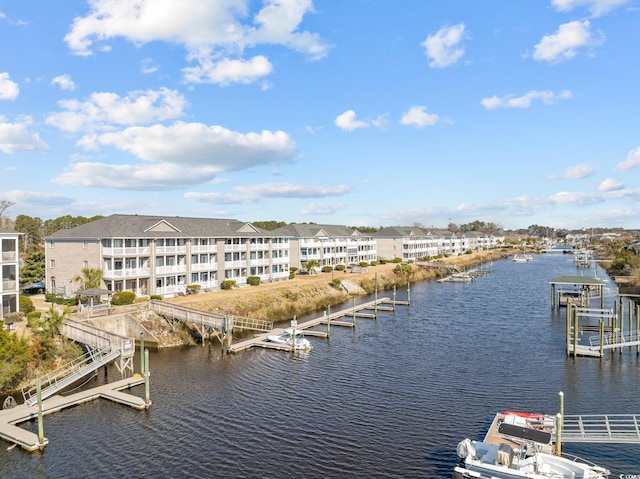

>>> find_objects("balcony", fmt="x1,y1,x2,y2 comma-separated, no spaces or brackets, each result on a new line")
103,267,151,279
155,265,187,275
1,252,17,262
191,245,218,253
2,279,17,292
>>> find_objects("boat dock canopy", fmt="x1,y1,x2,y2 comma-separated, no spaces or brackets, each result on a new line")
549,276,607,286
498,422,552,445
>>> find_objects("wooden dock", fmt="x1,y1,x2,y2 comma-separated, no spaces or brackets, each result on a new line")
0,376,147,452
228,297,407,354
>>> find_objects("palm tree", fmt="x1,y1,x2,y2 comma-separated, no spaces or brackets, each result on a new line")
73,268,103,289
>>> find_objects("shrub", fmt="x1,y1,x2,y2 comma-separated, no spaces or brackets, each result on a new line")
335,264,346,271
247,276,261,286
19,295,35,314
150,295,163,300
111,291,136,306
370,260,377,266
26,311,42,328
290,267,298,274
322,266,333,273
187,284,201,294
221,280,236,290
379,259,389,264
359,261,369,268
289,272,295,279
331,278,342,288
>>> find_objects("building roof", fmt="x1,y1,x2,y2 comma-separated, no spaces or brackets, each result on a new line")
271,223,361,239
549,275,608,286
44,214,273,239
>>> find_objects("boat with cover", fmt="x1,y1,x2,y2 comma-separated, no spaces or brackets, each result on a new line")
266,328,312,350
453,413,610,479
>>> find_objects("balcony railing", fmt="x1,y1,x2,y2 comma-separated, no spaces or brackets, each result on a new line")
1,252,17,262
103,267,150,279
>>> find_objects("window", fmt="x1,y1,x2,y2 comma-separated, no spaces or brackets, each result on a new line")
83,261,89,269
50,259,55,268
83,240,88,249
49,240,55,248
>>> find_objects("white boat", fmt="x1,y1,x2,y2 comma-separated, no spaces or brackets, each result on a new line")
266,328,312,350
453,413,610,479
511,254,532,263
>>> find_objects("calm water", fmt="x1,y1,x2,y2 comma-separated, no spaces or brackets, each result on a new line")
2,254,640,478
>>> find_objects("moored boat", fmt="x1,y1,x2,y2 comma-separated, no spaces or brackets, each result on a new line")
266,328,312,350
453,412,610,478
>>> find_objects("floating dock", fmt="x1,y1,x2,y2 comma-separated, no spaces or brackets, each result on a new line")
228,297,408,354
0,376,147,452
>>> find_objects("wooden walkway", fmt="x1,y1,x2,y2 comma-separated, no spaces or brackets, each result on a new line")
228,297,408,353
0,377,147,452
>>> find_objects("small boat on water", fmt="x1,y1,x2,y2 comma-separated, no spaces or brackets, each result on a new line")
266,328,312,350
453,412,610,479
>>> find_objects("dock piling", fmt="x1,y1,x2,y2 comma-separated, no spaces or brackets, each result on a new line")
144,349,151,407
37,377,45,449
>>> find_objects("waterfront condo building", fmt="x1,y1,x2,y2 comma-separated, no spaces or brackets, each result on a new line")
373,226,503,262
271,223,377,271
0,228,20,319
44,215,291,298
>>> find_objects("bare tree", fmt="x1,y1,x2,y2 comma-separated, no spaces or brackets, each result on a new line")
0,200,15,228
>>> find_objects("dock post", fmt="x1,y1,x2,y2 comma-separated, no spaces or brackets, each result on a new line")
291,316,297,354
140,332,144,375
572,305,578,358
599,320,604,357
556,392,564,457
407,281,410,305
637,304,640,354
620,301,625,354
144,349,151,407
352,298,356,326
551,283,556,310
37,376,46,449
393,286,396,307
565,303,571,356
325,309,330,335
374,273,378,318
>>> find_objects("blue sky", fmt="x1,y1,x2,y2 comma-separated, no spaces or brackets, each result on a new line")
1,0,639,231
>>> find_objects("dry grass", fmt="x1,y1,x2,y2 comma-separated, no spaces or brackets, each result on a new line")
166,250,507,322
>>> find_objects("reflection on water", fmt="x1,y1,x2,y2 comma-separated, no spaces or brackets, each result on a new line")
2,254,640,478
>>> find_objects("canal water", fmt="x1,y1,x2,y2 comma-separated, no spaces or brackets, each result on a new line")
1,253,639,478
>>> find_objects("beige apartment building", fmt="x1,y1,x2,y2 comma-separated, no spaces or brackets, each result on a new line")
373,226,503,262
271,223,377,271
0,228,20,319
44,214,291,298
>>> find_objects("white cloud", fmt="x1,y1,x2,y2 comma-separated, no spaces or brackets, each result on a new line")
400,106,441,127
51,74,75,91
141,58,159,74
183,55,273,85
1,189,73,208
335,110,369,131
45,87,187,132
549,163,595,179
421,23,466,68
64,0,328,85
185,183,352,205
54,162,220,190
54,122,296,190
599,178,624,192
533,20,602,63
616,147,640,171
300,202,346,215
551,0,630,17
0,72,19,100
481,90,572,109
0,117,49,153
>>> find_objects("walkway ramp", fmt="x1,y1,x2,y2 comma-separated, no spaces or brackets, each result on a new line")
150,300,273,332
22,347,121,406
563,414,640,443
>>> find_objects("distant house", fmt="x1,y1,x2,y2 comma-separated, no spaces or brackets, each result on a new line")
44,214,291,298
271,223,377,271
0,228,21,319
